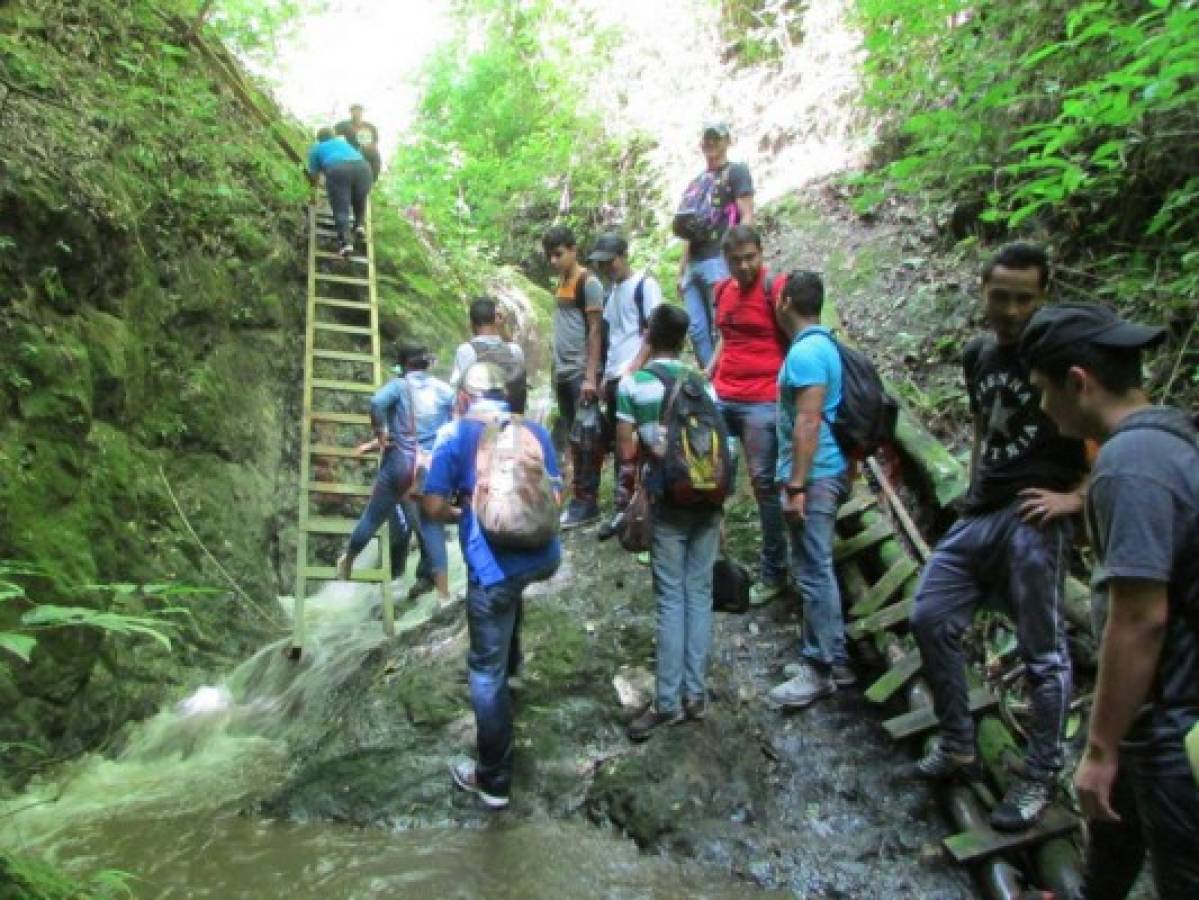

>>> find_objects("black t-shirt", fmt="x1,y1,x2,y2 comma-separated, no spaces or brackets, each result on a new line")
335,119,380,155
689,161,754,262
961,335,1087,512
1086,407,1199,774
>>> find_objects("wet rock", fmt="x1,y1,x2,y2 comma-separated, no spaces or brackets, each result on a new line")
612,666,654,710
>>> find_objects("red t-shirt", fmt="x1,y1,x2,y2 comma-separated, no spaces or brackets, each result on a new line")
712,271,787,403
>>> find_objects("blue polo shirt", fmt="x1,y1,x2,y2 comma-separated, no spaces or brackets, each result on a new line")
776,326,847,484
306,137,364,175
423,402,562,587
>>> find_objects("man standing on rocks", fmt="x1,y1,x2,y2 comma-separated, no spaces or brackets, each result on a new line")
707,224,790,606
617,305,724,741
766,271,854,709
335,103,382,181
543,225,606,530
422,363,562,810
1020,303,1198,899
306,126,373,257
451,296,527,414
673,121,754,368
910,244,1088,832
587,232,661,540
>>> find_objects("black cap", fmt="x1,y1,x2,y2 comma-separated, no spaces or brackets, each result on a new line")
1020,302,1167,365
702,121,731,140
396,341,431,367
587,232,628,263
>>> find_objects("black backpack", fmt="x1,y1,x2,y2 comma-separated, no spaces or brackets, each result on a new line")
470,338,527,413
796,330,898,459
644,364,731,509
578,272,650,379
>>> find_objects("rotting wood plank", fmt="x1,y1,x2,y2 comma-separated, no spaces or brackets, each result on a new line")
303,517,359,535
310,411,370,425
848,598,914,640
883,687,997,741
302,565,388,581
850,556,919,618
314,297,371,311
943,807,1078,864
312,378,377,394
834,519,894,561
313,349,375,363
836,493,878,522
315,273,372,286
314,322,373,336
864,650,923,704
307,481,372,496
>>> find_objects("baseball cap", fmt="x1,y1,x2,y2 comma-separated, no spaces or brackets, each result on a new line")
395,341,431,368
587,232,628,262
1020,302,1166,365
458,362,509,399
702,121,731,140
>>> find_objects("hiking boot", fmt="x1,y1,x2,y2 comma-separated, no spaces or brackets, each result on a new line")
636,551,650,566
683,696,706,721
596,511,625,542
627,705,683,742
339,242,354,258
407,576,434,601
831,664,857,687
914,741,977,780
560,499,600,531
990,775,1054,831
767,662,835,709
749,579,786,606
449,761,509,810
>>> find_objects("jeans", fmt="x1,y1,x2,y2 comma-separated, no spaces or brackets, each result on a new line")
651,507,722,711
556,374,603,504
324,159,373,245
786,473,850,668
466,562,559,794
682,255,729,368
601,377,632,508
398,498,448,580
719,400,788,584
1082,757,1199,899
348,448,413,557
911,502,1073,779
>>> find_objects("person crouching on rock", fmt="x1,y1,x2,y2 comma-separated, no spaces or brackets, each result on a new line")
422,363,562,809
305,126,373,257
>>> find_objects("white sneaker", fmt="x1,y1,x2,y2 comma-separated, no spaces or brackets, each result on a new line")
767,662,835,709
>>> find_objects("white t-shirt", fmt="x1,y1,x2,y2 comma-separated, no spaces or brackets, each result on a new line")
452,335,525,384
603,272,662,382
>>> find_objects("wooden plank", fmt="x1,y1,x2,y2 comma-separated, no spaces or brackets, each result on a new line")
314,297,371,311
836,493,878,522
943,807,1079,864
302,565,388,582
864,650,923,704
314,322,373,336
312,378,376,394
316,251,368,263
866,457,932,561
850,556,919,618
303,517,360,535
315,273,371,286
310,411,370,425
883,687,997,741
307,481,372,496
310,444,368,459
834,519,894,561
313,349,375,363
848,598,914,640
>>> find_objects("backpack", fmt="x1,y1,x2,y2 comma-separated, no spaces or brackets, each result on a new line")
577,272,651,379
795,330,899,460
672,164,738,244
644,364,732,509
471,413,559,550
712,558,751,613
470,337,528,413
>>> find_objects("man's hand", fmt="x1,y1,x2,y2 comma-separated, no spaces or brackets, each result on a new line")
352,439,378,458
781,488,806,522
580,378,598,404
1074,745,1121,822
1019,487,1082,525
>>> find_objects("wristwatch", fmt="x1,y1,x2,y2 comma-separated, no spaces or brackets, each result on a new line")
784,483,806,497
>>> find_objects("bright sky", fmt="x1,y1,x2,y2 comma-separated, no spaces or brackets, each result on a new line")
260,0,449,153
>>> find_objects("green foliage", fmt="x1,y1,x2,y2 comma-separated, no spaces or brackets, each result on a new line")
208,0,327,61
388,0,661,270
0,850,133,900
852,0,1199,322
718,0,805,66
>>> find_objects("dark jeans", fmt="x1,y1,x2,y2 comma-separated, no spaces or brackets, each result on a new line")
786,473,850,668
324,159,373,245
911,501,1073,779
718,400,788,585
1082,758,1199,899
348,448,413,557
361,146,382,181
601,377,631,508
556,375,603,504
467,563,558,795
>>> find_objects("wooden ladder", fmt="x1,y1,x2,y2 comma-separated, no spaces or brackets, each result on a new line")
291,200,395,657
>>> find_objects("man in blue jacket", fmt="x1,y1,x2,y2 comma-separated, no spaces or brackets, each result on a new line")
306,126,373,257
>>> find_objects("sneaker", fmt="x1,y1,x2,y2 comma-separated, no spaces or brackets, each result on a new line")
635,551,650,566
683,696,706,721
831,664,857,687
407,576,434,601
767,662,836,709
627,705,683,742
596,511,625,542
336,552,353,580
339,242,354,258
990,775,1053,831
749,580,786,606
354,225,366,239
449,761,509,810
560,500,600,531
914,741,977,780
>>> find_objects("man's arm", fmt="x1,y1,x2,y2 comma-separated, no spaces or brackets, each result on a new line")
736,195,754,226
705,334,724,380
582,308,603,402
421,492,461,524
968,415,983,485
784,385,826,520
1075,578,1169,820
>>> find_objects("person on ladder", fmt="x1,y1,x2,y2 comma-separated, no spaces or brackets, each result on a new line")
306,125,373,258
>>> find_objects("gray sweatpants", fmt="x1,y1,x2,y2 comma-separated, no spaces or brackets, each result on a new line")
324,159,373,245
911,500,1073,779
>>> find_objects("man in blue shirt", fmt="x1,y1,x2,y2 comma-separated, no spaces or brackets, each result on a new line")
422,363,562,809
306,126,373,257
767,271,852,709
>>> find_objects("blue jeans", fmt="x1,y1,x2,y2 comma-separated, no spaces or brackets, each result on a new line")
398,498,448,580
719,400,788,585
682,255,728,368
651,507,722,711
911,502,1073,779
466,562,559,794
348,448,413,557
786,473,850,668
324,159,373,245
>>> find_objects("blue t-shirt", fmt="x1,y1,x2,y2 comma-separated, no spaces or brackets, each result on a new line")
405,371,455,452
776,326,847,484
306,137,365,175
424,403,562,587
370,377,418,465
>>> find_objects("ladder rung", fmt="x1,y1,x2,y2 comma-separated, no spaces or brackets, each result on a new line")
313,349,376,363
314,297,371,311
302,565,388,582
882,687,996,741
834,520,894,561
850,556,919,618
312,378,377,394
314,322,373,336
311,444,368,458
316,251,368,263
308,481,372,496
847,598,914,640
315,273,371,286
310,411,370,425
303,517,359,534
